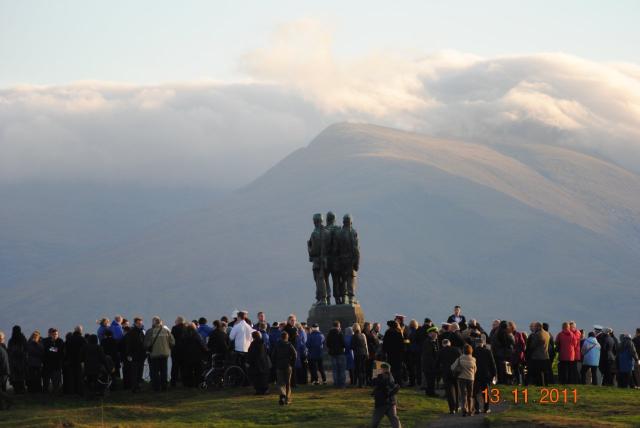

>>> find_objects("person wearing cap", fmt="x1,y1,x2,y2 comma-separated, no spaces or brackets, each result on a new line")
473,335,497,414
421,326,439,396
438,338,462,414
371,362,402,428
307,323,326,385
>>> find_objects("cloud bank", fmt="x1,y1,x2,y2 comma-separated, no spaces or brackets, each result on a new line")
2,19,640,189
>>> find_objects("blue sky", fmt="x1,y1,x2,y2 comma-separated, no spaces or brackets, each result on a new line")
1,0,639,87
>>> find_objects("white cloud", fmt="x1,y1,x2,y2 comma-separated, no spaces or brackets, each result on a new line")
1,19,640,189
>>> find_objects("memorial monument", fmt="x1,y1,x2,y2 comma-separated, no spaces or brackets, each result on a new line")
307,212,365,333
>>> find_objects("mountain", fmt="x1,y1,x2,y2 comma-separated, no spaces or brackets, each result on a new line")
3,123,640,333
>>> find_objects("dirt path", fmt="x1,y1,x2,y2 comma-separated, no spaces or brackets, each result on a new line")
423,402,509,427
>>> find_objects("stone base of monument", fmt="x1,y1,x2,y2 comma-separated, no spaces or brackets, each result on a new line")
307,303,365,334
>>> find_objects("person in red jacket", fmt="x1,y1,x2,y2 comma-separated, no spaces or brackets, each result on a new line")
569,322,582,383
556,322,581,384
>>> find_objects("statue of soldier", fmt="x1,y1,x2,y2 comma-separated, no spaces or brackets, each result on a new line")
335,213,360,305
325,211,344,304
307,213,331,305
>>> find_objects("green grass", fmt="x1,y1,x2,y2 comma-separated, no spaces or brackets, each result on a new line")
0,384,447,428
487,385,640,427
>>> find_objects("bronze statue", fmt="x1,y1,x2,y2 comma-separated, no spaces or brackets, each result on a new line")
335,213,360,305
325,211,343,304
307,213,331,305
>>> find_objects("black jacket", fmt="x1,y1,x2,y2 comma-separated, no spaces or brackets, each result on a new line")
171,324,187,359
372,372,400,408
326,328,346,356
247,338,271,375
284,324,298,347
474,346,497,381
183,329,207,364
208,329,230,357
421,337,439,373
437,346,462,380
598,334,616,364
42,337,65,370
124,327,145,361
441,331,465,349
273,341,296,370
101,337,121,369
383,329,405,359
0,344,9,377
26,340,44,369
82,344,107,376
65,332,87,366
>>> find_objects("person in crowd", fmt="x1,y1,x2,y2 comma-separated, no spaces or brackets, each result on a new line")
363,322,380,385
441,322,465,350
64,325,86,395
580,331,601,385
351,323,369,388
124,318,145,393
472,336,496,414
568,322,582,383
633,328,640,388
307,323,326,385
421,326,439,396
452,344,477,417
556,322,577,384
462,320,486,349
327,321,346,387
295,323,309,385
110,316,124,341
406,319,420,387
247,330,270,395
255,312,268,331
26,330,44,393
383,321,405,386
170,316,187,388
542,323,555,384
208,320,230,363
488,320,501,344
343,326,355,385
82,334,107,396
273,331,296,405
447,306,467,330
438,338,462,414
144,317,175,392
257,323,270,354
229,311,253,372
491,321,515,384
99,329,120,390
182,322,207,388
616,333,639,388
0,331,13,410
97,318,110,344
508,321,527,385
372,322,383,342
283,314,299,387
197,317,213,342
8,326,27,394
41,328,65,393
598,327,616,386
527,322,550,386
371,362,402,428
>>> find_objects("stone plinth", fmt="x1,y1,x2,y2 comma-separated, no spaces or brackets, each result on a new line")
307,303,365,334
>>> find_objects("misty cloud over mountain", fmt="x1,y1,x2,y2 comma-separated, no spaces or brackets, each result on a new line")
2,22,640,189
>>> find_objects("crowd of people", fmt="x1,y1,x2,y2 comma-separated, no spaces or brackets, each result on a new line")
1,305,639,425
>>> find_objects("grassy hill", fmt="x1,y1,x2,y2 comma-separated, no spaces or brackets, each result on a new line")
1,384,638,427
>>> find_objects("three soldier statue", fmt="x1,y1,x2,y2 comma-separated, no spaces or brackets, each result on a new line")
307,212,360,306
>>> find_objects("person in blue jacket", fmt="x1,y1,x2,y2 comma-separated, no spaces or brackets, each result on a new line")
580,332,600,385
110,316,124,341
344,326,355,385
197,317,213,342
307,324,326,384
616,334,639,388
295,325,308,384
